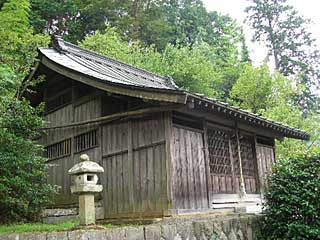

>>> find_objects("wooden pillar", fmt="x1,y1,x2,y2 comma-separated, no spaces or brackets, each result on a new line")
235,122,246,198
164,112,173,212
127,121,134,211
202,119,212,208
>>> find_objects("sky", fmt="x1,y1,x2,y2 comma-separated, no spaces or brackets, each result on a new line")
203,0,320,65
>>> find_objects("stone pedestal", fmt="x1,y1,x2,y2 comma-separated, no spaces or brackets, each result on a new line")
79,194,95,225
68,154,104,226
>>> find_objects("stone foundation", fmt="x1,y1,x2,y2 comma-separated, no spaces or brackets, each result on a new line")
1,213,262,240
42,201,104,224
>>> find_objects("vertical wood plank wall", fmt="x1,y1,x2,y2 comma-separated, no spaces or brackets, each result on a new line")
43,95,275,215
256,144,275,192
171,126,209,210
101,114,169,218
43,98,101,205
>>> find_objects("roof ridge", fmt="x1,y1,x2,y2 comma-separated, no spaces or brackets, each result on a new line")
52,35,178,89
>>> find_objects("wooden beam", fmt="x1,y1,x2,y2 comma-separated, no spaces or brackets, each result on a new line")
42,105,182,130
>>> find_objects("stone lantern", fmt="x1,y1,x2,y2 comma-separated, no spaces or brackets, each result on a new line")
68,154,104,225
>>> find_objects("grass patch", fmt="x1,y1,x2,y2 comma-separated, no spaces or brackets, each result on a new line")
0,220,79,235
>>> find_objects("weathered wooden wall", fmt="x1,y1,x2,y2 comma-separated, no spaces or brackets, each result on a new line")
44,97,101,205
101,114,169,218
256,144,275,192
170,126,209,210
42,84,274,216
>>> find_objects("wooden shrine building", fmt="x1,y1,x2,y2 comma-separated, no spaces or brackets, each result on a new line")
27,36,310,219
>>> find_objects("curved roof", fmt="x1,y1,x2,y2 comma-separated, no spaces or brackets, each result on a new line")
36,36,310,140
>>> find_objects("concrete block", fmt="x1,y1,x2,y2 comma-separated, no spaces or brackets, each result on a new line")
46,231,68,240
145,225,161,240
228,231,238,240
125,226,144,240
67,230,87,240
176,222,194,239
104,228,126,240
20,232,46,240
0,233,19,240
161,224,176,240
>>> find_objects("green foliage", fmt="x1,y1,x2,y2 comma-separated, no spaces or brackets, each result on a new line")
229,63,320,158
0,0,56,223
29,0,244,54
0,0,49,77
80,28,224,97
246,0,320,111
229,64,273,113
0,97,57,223
261,150,320,240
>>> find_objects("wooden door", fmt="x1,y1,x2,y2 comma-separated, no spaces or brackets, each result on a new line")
171,126,208,210
256,144,275,190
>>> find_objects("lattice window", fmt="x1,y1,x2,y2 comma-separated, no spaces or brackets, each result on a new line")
230,135,257,176
45,138,71,160
207,128,232,175
74,129,98,153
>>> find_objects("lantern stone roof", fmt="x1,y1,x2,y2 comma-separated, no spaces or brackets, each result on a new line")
35,36,310,141
68,154,104,175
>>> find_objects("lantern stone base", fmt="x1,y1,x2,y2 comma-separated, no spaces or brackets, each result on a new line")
71,184,103,194
79,194,95,225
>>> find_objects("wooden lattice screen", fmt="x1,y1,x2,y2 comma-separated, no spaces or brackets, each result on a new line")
45,138,71,160
207,128,235,193
207,127,259,194
231,135,259,193
74,129,98,153
207,129,232,175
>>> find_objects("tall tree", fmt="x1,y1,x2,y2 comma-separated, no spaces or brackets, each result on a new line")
0,0,49,77
29,0,244,54
0,0,56,223
245,0,320,110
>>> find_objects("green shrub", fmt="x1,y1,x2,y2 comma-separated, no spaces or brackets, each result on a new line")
0,98,57,223
261,150,320,240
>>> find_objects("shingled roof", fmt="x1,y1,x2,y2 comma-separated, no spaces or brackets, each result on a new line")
37,36,310,140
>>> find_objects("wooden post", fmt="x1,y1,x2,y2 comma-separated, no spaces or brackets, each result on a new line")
235,122,246,198
164,112,173,213
202,119,212,208
127,121,134,211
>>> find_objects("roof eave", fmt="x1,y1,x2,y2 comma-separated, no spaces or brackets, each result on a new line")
39,52,187,104
186,93,310,141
